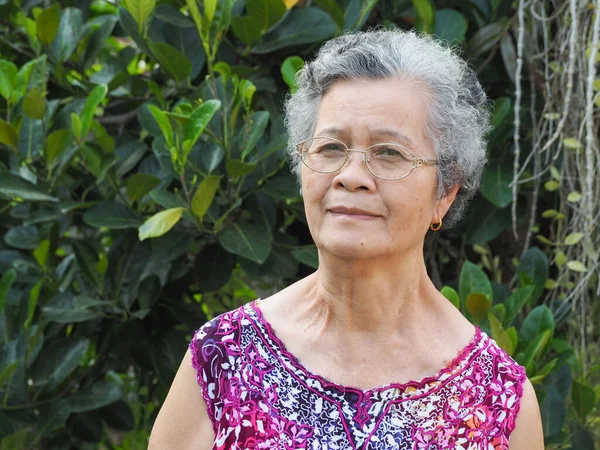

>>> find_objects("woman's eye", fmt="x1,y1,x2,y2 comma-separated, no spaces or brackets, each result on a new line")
374,147,408,159
320,144,345,152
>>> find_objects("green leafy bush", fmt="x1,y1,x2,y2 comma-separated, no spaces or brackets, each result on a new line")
0,0,597,448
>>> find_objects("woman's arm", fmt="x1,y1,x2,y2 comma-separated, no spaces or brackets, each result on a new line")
508,378,544,449
148,349,215,450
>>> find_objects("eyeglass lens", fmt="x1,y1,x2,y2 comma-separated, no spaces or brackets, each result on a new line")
300,137,415,179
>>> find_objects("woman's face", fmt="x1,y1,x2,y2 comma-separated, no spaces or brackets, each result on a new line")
301,78,457,260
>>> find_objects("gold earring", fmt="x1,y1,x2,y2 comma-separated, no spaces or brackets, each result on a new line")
429,219,443,231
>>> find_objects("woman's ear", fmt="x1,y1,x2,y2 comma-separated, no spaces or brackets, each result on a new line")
432,184,461,222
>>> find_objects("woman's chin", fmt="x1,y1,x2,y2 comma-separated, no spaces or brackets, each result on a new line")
316,233,386,259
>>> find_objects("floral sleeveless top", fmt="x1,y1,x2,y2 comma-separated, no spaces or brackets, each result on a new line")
190,300,527,449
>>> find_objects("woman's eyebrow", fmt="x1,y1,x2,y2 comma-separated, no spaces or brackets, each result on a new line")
314,126,345,136
371,128,417,148
313,127,417,148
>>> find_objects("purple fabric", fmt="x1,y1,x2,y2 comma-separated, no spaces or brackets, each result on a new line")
190,300,526,449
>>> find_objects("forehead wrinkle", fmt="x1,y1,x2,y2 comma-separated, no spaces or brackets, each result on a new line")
369,128,418,150
312,125,419,150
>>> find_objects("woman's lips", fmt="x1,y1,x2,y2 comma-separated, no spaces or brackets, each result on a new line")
328,207,380,219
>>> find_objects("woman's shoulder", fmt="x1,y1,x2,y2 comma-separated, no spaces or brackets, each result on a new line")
189,301,260,362
191,302,253,341
478,329,527,379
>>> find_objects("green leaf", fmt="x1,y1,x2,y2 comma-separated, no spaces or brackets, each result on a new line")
50,8,84,62
281,56,303,93
71,113,82,140
81,85,108,141
22,86,46,119
83,201,143,229
0,119,18,148
46,128,72,163
544,180,559,191
36,4,61,45
0,362,18,393
290,245,318,269
441,286,460,310
231,16,263,46
504,285,535,326
98,400,135,432
68,381,121,413
248,0,286,31
30,338,89,389
480,162,513,208
521,305,555,342
314,0,344,30
218,223,272,263
199,143,224,173
42,294,107,323
251,8,336,54
83,15,119,70
138,207,185,241
465,293,492,323
521,329,552,372
18,116,44,160
571,381,596,420
33,239,50,267
25,280,43,329
540,384,566,438
261,174,300,200
0,269,16,316
147,105,174,147
570,427,596,450
185,0,204,37
567,260,588,272
490,97,512,130
564,232,584,245
73,241,102,289
412,0,435,34
489,303,505,322
0,171,58,202
122,0,157,32
531,358,557,384
148,42,192,83
240,111,269,159
499,34,517,83
149,189,185,209
434,9,466,42
562,137,581,150
518,247,548,303
488,313,514,355
15,55,46,103
118,7,152,55
226,159,258,178
191,176,221,221
567,191,582,202
183,100,221,151
467,21,506,58
0,60,17,101
4,225,40,249
126,174,161,202
465,200,512,244
459,261,493,304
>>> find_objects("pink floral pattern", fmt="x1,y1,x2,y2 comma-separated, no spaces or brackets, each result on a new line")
190,300,526,449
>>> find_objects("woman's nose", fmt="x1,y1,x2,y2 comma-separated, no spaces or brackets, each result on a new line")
333,151,376,191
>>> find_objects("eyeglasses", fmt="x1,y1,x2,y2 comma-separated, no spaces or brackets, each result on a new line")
296,136,438,181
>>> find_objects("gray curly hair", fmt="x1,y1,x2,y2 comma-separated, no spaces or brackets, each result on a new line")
283,28,491,228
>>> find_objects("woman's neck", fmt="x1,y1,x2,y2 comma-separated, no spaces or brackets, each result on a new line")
296,248,439,337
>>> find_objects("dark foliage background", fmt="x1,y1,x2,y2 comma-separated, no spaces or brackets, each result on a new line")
0,0,597,448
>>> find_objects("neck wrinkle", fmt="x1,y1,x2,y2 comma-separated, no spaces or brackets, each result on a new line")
298,246,438,338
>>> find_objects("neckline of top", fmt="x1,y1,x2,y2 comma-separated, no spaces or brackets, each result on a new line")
246,299,484,400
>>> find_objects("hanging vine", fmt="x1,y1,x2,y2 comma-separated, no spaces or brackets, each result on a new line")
512,0,599,371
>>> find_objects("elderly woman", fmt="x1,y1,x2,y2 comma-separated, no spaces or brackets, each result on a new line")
149,29,544,449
